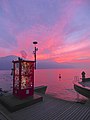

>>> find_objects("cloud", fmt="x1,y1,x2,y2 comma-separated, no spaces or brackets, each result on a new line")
0,0,90,66
0,47,11,56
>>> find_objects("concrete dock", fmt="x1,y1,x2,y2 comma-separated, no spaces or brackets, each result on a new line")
0,94,90,120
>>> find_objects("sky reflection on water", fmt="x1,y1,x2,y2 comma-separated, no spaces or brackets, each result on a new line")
0,68,90,101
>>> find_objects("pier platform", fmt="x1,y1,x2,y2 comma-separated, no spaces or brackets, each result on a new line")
0,94,43,112
0,94,90,120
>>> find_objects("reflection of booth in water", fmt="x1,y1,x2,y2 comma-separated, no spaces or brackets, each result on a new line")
12,58,34,99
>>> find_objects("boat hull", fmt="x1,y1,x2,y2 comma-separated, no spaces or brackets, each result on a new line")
74,83,90,98
34,85,47,94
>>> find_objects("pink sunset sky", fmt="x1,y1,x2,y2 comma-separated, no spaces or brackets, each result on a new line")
0,0,90,66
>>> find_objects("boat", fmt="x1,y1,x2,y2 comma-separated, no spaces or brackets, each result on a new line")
34,85,47,94
74,78,90,98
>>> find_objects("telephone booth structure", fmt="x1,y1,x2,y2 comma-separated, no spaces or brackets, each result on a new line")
12,58,34,99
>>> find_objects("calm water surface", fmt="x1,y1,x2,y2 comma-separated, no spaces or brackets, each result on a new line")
0,68,90,101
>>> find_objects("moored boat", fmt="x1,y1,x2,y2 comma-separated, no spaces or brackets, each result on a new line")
34,85,47,94
74,79,90,98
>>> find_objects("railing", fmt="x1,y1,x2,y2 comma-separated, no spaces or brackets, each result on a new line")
73,76,80,102
73,76,79,84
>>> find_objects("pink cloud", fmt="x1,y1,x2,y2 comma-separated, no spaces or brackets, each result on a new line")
0,47,11,57
0,0,90,66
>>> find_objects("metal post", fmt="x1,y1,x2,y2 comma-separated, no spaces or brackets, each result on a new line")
33,41,38,69
34,46,36,69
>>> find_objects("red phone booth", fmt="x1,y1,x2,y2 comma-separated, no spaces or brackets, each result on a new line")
12,58,34,99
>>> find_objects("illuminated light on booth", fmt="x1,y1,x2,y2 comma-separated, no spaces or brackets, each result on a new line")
12,57,34,99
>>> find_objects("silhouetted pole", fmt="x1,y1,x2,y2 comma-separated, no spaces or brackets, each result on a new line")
33,41,38,69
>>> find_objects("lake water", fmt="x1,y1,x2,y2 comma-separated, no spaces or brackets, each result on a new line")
0,68,90,101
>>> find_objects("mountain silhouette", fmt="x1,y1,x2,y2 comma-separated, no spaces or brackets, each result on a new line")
0,55,18,70
0,55,84,70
